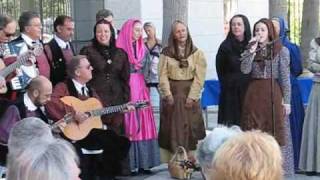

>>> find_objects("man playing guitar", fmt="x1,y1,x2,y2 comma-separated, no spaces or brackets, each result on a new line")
46,55,131,180
7,11,50,95
0,15,19,170
0,14,17,95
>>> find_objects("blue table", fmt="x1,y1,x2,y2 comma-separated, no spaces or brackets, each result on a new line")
201,77,313,108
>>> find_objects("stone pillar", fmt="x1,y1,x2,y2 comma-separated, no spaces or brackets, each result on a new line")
188,0,224,79
71,0,105,53
104,0,142,30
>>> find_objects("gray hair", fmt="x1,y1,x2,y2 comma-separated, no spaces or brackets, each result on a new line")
0,15,14,30
66,55,87,79
18,11,39,32
6,139,79,180
143,22,155,29
7,117,54,157
96,9,114,22
196,125,242,169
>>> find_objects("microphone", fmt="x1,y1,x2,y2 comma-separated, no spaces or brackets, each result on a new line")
246,36,261,49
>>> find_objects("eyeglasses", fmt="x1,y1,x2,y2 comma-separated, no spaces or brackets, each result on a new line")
77,65,92,70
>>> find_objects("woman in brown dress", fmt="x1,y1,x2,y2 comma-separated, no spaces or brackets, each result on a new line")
240,18,291,146
80,19,130,134
158,20,207,162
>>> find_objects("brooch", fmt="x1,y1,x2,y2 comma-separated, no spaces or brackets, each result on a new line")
107,59,112,64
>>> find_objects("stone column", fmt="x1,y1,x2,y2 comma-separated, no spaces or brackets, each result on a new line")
71,0,105,53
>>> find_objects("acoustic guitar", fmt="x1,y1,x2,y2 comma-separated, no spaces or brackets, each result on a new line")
51,96,148,141
0,44,43,93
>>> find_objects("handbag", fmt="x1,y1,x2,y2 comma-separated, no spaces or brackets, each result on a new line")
168,146,194,180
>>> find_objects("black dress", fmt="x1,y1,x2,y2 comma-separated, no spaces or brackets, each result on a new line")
216,38,250,126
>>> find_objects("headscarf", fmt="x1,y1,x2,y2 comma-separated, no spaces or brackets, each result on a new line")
253,18,282,59
162,20,197,68
116,19,145,70
226,14,251,54
92,19,116,60
274,17,302,76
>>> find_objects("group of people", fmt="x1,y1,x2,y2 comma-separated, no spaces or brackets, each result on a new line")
217,13,320,176
0,8,208,180
2,6,320,180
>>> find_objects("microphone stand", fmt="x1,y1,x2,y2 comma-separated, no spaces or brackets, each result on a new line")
269,42,276,137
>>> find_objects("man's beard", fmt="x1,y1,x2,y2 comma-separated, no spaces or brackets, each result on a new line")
34,98,44,107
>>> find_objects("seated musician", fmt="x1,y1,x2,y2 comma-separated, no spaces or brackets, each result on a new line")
46,55,130,180
0,76,52,167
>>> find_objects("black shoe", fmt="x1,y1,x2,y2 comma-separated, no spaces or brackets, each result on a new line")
131,171,139,176
305,171,318,176
138,169,153,175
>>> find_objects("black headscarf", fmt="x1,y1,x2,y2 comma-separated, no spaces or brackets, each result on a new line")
226,14,251,54
92,19,117,61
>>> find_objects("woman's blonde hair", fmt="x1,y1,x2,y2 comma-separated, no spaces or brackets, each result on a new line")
210,130,283,180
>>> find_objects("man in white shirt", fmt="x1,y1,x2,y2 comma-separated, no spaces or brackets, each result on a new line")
44,15,75,86
8,11,50,91
14,75,52,122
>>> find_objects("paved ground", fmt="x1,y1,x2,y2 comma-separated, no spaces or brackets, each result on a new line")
119,91,320,180
118,163,320,180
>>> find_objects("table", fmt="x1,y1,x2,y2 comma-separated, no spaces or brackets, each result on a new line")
201,77,313,108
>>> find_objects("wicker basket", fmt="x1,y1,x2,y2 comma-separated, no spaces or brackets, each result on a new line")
168,146,193,180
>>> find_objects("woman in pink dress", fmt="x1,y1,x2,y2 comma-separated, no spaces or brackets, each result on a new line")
116,19,160,174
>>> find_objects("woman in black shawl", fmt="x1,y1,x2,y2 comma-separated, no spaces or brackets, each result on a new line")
80,19,130,135
216,14,251,126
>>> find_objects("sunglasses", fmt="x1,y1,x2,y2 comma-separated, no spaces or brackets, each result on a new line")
1,29,15,37
78,65,92,70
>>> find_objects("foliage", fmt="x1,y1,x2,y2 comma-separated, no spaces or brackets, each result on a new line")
287,0,303,45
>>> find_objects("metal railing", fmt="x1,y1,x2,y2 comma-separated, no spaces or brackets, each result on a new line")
0,0,71,42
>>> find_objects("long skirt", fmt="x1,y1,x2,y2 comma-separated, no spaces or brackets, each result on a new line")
289,78,305,171
241,79,285,145
281,117,295,176
159,79,206,162
299,82,320,172
124,73,160,170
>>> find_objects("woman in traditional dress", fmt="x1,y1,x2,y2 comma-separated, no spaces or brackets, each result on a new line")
240,18,291,149
80,19,130,135
158,20,207,163
272,17,304,172
299,37,320,174
216,14,251,126
116,19,160,174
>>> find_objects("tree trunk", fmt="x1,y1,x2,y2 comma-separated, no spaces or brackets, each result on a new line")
162,0,189,46
269,0,288,20
301,0,319,66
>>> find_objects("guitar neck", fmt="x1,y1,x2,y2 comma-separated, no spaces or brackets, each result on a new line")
0,54,30,77
89,104,127,117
